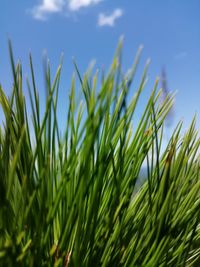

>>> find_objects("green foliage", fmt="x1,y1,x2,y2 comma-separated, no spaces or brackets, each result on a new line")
0,41,200,266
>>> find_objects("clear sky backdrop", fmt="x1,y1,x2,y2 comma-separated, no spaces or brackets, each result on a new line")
0,0,200,132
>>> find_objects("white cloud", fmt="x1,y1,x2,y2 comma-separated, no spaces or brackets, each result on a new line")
68,0,102,11
30,0,103,20
98,8,123,27
31,0,64,20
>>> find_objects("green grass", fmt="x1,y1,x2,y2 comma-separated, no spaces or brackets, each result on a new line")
0,40,200,266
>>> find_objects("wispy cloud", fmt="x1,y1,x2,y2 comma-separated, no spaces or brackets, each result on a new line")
174,51,187,60
98,8,123,27
30,0,103,20
68,0,102,11
31,0,64,20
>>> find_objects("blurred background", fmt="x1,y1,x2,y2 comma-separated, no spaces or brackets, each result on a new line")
0,0,200,133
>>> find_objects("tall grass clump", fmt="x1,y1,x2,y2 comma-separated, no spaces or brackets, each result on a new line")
0,41,200,267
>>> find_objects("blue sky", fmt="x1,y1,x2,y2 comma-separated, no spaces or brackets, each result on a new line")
0,0,200,131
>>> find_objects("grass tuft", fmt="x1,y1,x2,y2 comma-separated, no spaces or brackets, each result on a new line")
0,42,200,266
